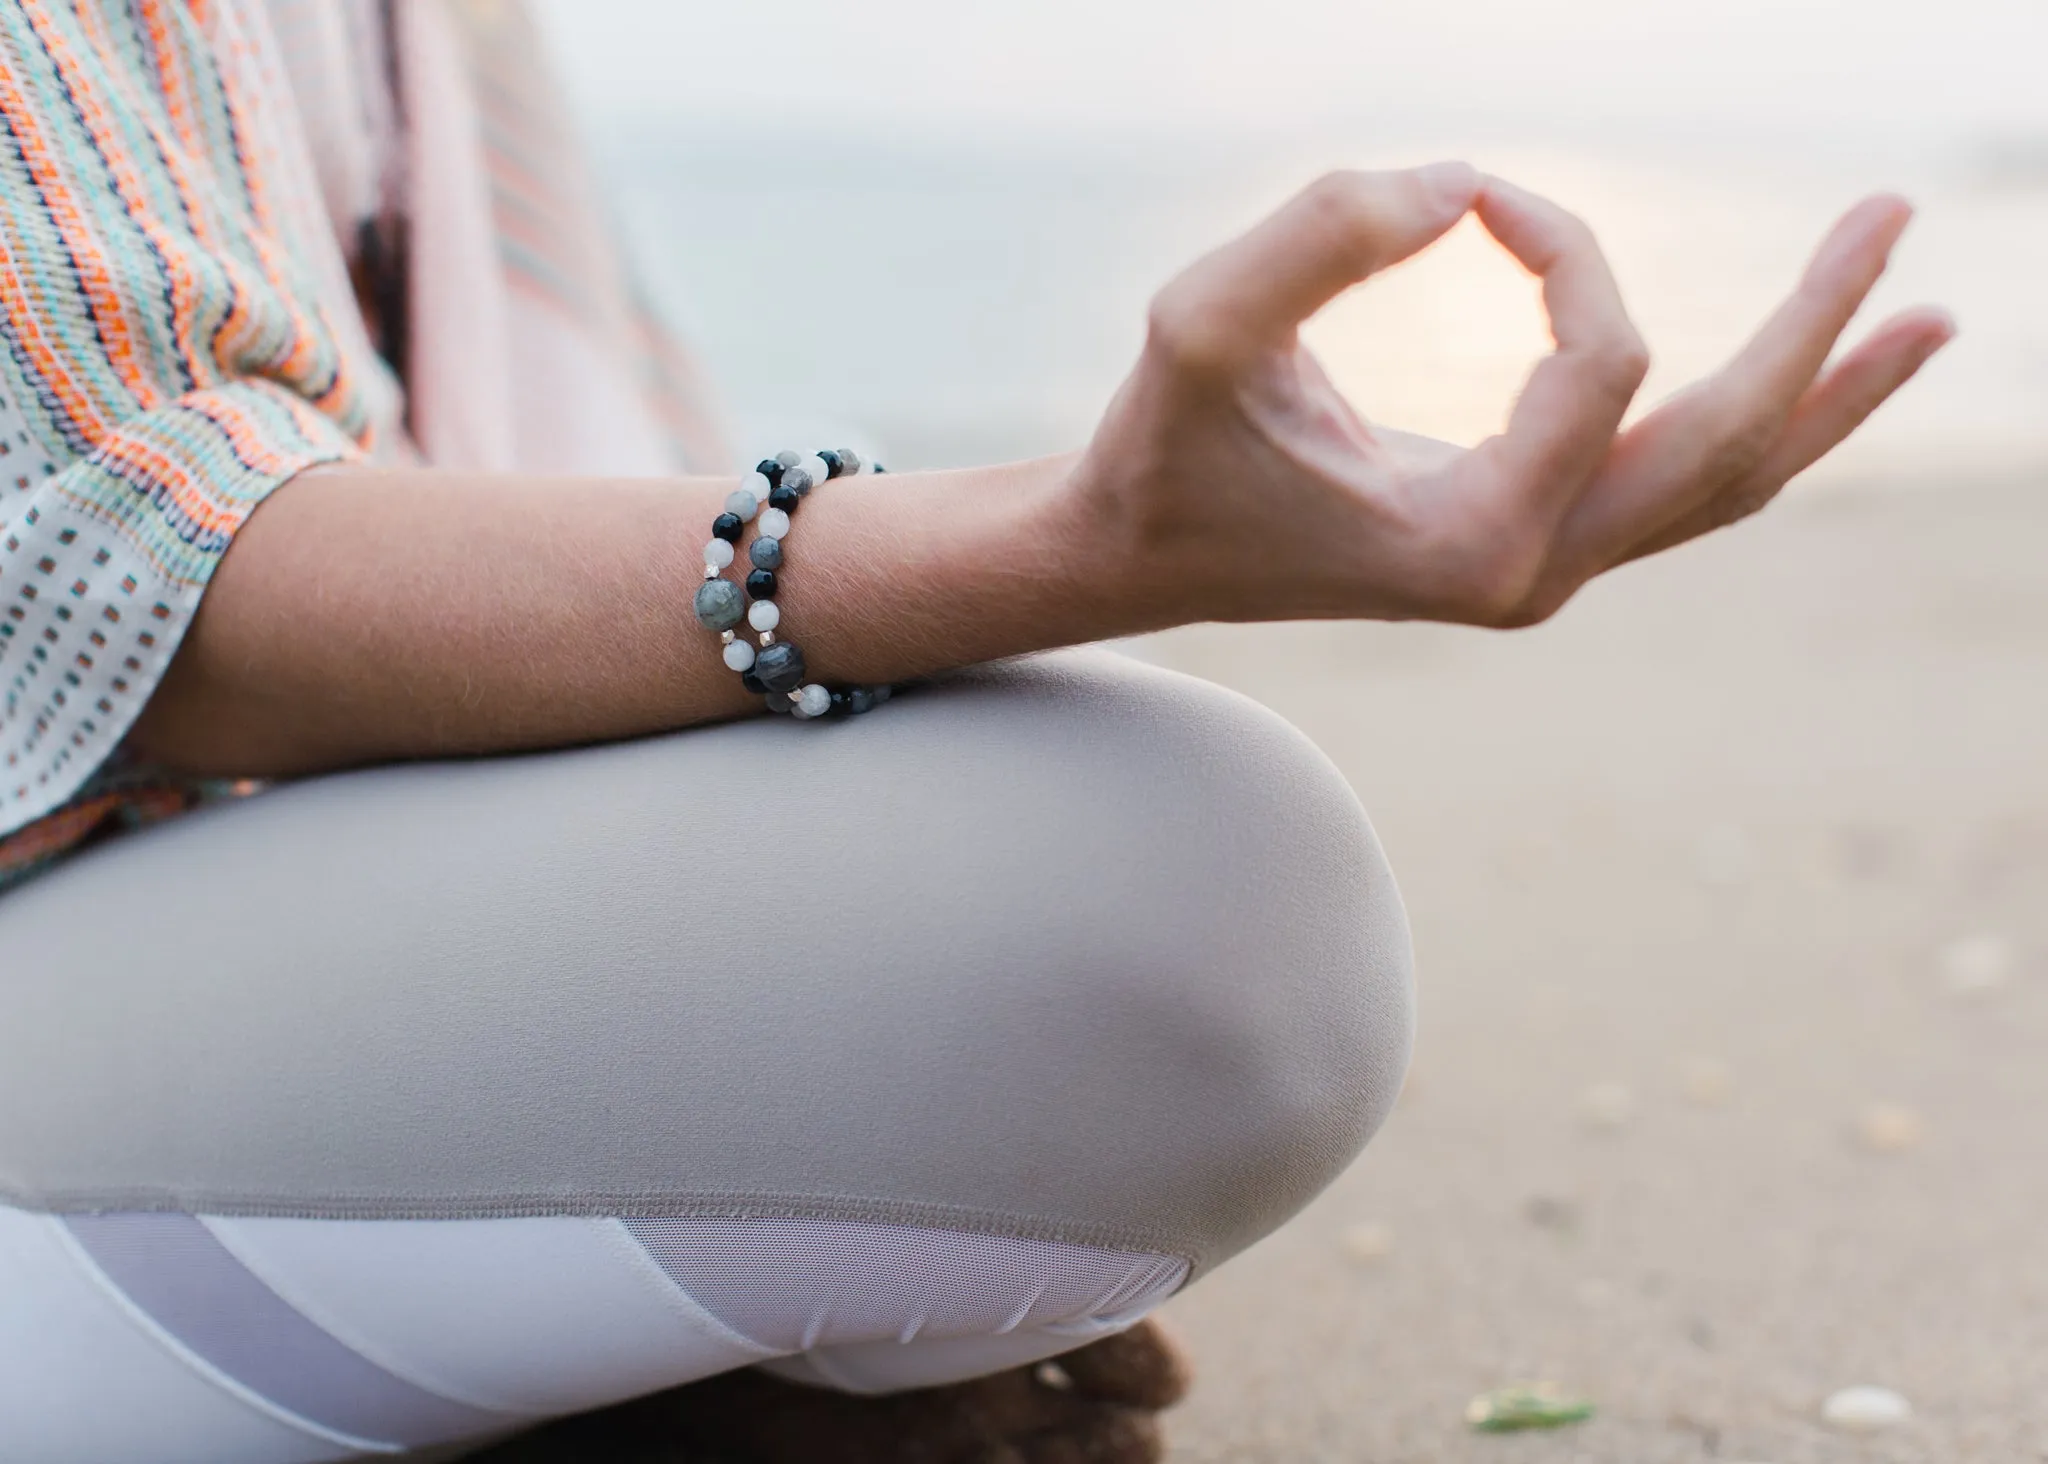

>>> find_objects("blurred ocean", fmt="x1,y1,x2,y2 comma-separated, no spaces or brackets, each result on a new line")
596,121,2048,480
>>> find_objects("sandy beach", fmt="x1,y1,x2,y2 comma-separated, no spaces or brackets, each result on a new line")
1138,469,2048,1462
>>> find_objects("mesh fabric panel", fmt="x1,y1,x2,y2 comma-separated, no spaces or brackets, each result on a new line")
625,1214,1187,1351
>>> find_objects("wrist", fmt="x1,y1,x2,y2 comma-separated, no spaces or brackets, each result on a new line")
1060,438,1214,636
1015,449,1187,644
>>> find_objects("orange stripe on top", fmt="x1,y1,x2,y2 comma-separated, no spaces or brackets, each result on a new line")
93,423,249,539
9,0,164,422
0,214,108,439
40,13,217,398
128,0,265,370
199,3,359,429
185,386,321,480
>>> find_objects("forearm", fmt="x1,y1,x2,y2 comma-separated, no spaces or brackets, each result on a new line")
127,171,1944,782
127,454,1154,778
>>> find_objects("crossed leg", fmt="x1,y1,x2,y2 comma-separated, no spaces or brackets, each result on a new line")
0,649,1413,1463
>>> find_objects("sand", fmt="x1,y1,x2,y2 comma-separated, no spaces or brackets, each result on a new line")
1140,470,2048,1462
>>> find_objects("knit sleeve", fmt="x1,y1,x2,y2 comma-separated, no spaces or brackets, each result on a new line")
0,0,389,866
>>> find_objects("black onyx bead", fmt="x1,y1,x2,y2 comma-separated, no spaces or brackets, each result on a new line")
829,689,848,713
753,640,807,694
754,458,784,487
740,669,767,695
847,686,875,715
745,568,778,600
749,536,782,570
818,450,842,478
711,512,744,542
767,483,800,512
872,463,888,475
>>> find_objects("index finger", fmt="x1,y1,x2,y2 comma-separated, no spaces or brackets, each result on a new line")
1470,176,1649,522
1150,162,1481,365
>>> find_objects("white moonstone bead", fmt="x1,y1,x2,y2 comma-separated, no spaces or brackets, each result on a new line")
703,538,734,569
797,454,832,487
747,599,781,632
757,507,791,539
722,639,756,672
725,486,760,522
797,683,831,717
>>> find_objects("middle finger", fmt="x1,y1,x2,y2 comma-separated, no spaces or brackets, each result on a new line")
1538,195,1919,579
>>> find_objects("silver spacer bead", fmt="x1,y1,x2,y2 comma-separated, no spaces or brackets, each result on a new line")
720,630,735,644
788,690,803,702
759,630,775,646
702,564,719,580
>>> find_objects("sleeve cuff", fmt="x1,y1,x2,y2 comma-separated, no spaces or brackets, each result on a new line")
0,378,361,840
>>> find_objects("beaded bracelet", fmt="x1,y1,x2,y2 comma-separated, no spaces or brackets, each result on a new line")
692,448,895,720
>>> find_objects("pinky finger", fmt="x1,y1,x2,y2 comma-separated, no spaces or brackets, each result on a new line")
1621,306,1956,563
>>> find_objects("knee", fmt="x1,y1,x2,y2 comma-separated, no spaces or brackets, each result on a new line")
935,650,1416,1275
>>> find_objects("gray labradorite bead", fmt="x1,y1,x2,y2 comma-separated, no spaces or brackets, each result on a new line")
847,687,875,714
749,536,783,570
693,578,745,631
765,691,793,713
753,639,807,694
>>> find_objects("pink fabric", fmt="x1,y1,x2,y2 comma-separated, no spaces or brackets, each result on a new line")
395,0,519,472
264,0,726,476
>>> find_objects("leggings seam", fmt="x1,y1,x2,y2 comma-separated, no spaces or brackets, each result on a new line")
2,1184,1201,1272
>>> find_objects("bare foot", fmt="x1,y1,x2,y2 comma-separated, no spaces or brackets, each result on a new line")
467,1319,1192,1463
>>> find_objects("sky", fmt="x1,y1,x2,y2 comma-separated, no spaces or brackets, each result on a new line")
532,0,2048,145
528,0,2047,479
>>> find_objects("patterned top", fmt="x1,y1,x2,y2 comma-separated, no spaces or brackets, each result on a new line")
0,0,720,893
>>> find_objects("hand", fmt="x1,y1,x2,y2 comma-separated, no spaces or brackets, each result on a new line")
1075,161,1955,629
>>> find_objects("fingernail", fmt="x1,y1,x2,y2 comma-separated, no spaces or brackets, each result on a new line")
1416,160,1478,207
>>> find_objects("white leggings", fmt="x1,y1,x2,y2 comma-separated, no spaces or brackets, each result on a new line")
0,651,1415,1462
3,1207,1184,1461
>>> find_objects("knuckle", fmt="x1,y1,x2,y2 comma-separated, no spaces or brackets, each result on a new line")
1570,329,1649,405
1438,519,1550,624
1299,169,1380,242
1709,481,1780,531
1533,206,1599,271
1581,344,1650,405
1144,287,1232,373
1606,332,1653,394
1555,206,1599,252
1697,410,1778,490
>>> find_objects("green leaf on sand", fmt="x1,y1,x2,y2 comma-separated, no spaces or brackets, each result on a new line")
1465,1382,1596,1432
